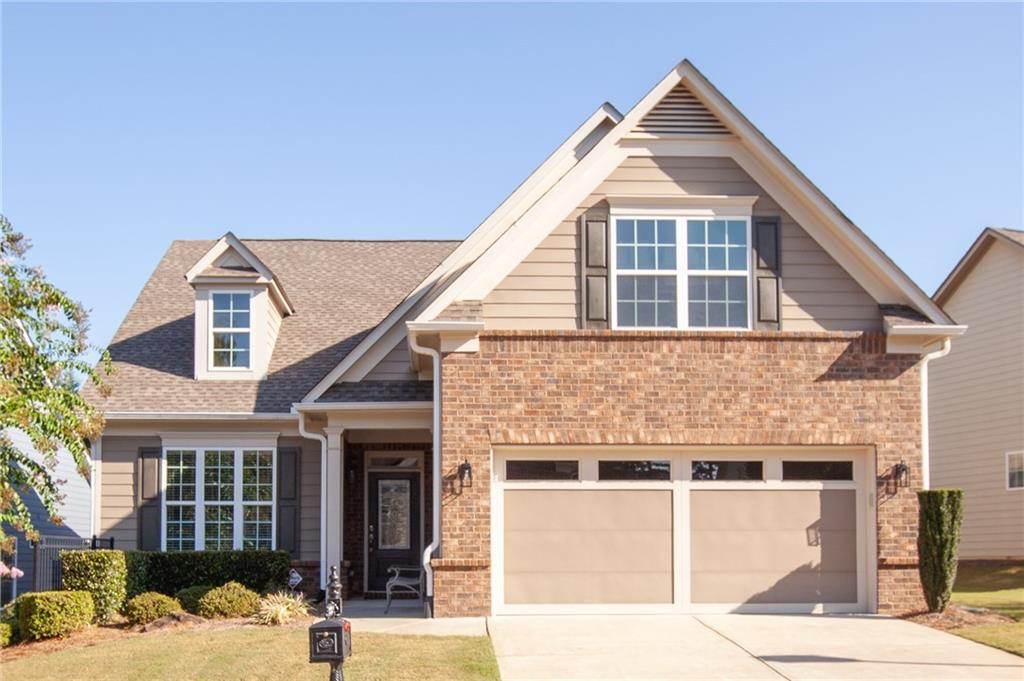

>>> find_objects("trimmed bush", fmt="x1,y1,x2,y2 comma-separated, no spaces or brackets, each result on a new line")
174,585,214,615
0,596,19,644
0,621,12,647
124,551,152,599
197,581,260,619
125,592,182,625
61,549,127,622
126,550,290,596
253,591,310,625
18,591,94,640
918,489,964,613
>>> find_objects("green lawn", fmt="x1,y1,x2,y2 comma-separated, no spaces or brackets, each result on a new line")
1,627,500,681
953,562,1024,620
951,562,1024,657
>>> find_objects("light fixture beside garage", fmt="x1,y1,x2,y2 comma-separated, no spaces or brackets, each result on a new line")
458,460,473,490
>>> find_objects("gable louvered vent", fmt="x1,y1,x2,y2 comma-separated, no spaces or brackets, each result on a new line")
632,82,730,136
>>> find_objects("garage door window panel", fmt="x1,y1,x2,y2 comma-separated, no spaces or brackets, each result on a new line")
506,460,579,481
782,461,854,481
691,460,763,481
599,460,671,481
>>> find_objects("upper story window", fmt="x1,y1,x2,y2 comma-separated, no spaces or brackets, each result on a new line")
211,292,251,369
612,217,750,330
1008,452,1024,490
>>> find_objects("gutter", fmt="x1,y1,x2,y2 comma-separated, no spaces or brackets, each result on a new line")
406,325,442,618
920,339,953,490
294,408,329,590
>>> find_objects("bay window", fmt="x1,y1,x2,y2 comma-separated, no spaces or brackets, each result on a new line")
612,215,751,329
163,448,275,551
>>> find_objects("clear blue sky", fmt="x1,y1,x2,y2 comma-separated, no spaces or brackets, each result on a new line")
2,2,1021,350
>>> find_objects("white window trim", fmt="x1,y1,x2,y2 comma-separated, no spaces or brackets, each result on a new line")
1007,451,1024,491
209,290,253,372
608,210,754,331
160,446,277,552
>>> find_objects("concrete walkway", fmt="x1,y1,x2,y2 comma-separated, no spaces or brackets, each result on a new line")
488,614,1024,680
342,598,487,636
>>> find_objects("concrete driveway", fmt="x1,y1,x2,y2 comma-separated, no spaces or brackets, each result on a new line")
488,614,1024,680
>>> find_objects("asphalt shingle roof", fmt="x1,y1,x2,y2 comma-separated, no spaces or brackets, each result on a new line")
83,239,458,413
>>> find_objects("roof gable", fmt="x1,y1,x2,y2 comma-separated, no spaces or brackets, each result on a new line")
630,81,731,137
934,227,1024,306
186,232,296,315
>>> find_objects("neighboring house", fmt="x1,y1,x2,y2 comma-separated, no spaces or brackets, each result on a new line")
1,428,93,603
930,228,1024,560
83,60,967,618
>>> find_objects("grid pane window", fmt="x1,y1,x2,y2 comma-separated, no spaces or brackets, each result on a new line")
204,506,234,551
242,451,274,502
166,505,196,552
616,219,677,271
616,275,677,328
204,450,235,502
687,219,748,272
688,276,748,328
243,505,273,550
166,450,196,502
211,293,251,368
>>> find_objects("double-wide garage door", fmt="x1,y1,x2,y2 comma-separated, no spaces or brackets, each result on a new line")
493,450,870,614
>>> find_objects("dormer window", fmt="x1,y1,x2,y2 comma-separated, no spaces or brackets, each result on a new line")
211,292,252,369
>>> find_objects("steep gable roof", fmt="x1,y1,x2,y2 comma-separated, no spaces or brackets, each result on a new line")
302,59,956,401
85,238,457,414
934,227,1024,306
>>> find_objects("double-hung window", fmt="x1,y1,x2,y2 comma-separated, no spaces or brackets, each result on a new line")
1008,452,1024,490
613,216,751,329
163,448,275,551
211,292,251,369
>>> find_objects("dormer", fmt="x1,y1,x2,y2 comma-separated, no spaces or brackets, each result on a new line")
185,233,294,381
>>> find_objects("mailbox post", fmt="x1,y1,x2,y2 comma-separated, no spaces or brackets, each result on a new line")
309,565,352,681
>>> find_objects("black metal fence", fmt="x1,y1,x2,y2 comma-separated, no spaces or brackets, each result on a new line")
33,535,115,592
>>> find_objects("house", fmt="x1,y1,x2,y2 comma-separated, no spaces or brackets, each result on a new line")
1,428,94,604
930,228,1024,560
83,60,967,618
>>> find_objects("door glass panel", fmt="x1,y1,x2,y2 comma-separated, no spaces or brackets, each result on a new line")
378,480,411,550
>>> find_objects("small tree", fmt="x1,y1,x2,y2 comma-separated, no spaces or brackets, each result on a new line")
0,215,110,551
917,488,964,612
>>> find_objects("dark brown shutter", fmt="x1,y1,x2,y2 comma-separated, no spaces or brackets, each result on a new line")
276,447,301,557
753,216,782,330
136,447,162,550
581,204,610,329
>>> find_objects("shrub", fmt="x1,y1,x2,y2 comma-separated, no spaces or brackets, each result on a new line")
126,550,290,596
0,621,12,647
918,489,964,613
124,551,152,599
0,596,19,644
253,591,310,626
61,549,127,622
125,592,182,625
18,591,94,640
197,581,260,619
174,585,214,615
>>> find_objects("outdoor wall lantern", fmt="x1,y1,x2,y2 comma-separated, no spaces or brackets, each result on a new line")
894,460,909,488
458,459,473,489
309,565,352,681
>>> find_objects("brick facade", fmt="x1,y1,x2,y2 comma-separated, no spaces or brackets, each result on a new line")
435,329,926,617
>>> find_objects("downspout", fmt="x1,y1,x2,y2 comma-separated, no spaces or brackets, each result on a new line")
296,410,329,589
408,329,441,617
919,339,952,490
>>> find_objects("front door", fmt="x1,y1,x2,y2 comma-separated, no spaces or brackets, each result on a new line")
367,471,421,591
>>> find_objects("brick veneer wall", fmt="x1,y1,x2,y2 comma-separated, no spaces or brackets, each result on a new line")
435,330,927,617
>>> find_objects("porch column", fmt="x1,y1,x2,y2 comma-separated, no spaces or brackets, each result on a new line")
323,426,344,587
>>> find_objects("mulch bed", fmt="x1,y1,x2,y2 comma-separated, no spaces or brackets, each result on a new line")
906,602,1015,631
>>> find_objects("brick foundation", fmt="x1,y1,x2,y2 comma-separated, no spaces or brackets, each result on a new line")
436,330,926,616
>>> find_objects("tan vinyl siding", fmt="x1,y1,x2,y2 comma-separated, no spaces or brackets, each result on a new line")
364,339,418,381
279,436,322,562
100,436,160,550
930,238,1024,559
483,156,881,331
266,298,283,363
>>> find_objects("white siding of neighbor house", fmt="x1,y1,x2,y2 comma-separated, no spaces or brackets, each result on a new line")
482,156,881,331
930,237,1024,559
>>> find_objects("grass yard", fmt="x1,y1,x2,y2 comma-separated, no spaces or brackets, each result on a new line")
1,626,500,681
951,562,1024,657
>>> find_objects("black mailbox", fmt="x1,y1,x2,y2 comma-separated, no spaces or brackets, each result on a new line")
308,617,352,663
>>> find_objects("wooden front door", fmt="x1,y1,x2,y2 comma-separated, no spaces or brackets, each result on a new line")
366,471,421,591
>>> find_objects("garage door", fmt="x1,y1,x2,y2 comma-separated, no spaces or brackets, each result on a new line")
493,451,871,615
